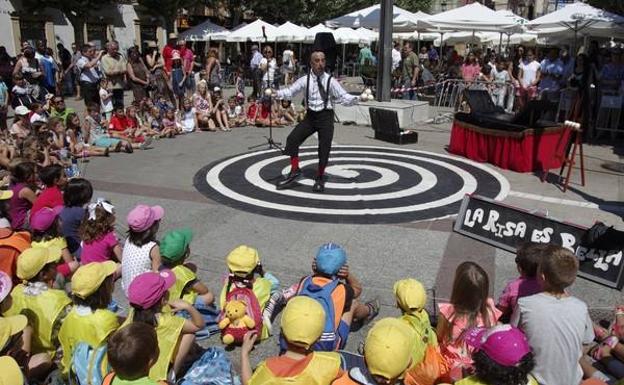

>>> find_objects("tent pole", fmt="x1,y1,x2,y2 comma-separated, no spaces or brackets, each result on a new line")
573,20,578,57
506,33,510,54
472,30,475,52
417,31,421,52
499,32,502,54
342,44,346,76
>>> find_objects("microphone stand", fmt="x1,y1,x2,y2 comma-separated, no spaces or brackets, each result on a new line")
248,27,283,151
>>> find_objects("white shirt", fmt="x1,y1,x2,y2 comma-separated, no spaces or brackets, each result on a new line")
392,48,401,71
77,56,100,83
99,88,113,113
261,57,277,83
277,72,358,112
121,239,156,296
519,60,541,88
282,50,294,69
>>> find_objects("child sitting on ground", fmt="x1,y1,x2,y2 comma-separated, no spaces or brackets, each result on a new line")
511,245,594,385
104,322,160,385
437,261,502,381
121,204,163,296
30,206,79,278
278,99,296,125
241,296,346,385
126,270,205,381
458,325,537,385
79,199,122,269
160,228,219,338
60,178,93,258
4,247,72,377
211,87,230,131
226,96,245,128
497,242,545,322
178,98,197,133
108,107,146,146
246,96,258,126
255,97,281,127
65,113,110,157
30,164,65,218
83,104,131,153
162,108,181,136
8,160,37,230
58,261,120,379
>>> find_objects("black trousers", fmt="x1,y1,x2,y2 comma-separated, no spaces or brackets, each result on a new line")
284,109,334,171
112,89,124,109
80,81,100,107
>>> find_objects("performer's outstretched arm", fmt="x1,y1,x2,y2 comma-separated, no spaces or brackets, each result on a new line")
276,76,306,100
329,78,359,106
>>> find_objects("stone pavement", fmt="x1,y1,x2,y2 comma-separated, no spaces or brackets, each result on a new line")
63,91,624,370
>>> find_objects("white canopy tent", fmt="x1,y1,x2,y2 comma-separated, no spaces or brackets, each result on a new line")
225,19,278,42
178,19,229,41
527,2,624,41
326,4,430,32
420,2,520,33
273,22,310,43
305,23,334,43
356,27,378,44
332,27,369,44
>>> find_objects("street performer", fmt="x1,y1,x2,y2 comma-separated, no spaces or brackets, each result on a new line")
275,49,359,193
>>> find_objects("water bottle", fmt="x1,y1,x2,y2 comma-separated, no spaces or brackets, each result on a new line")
70,157,80,178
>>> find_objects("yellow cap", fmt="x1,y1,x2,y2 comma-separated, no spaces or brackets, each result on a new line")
16,247,62,280
226,245,260,275
364,318,415,380
71,261,117,299
280,296,325,349
0,190,13,201
0,315,28,351
393,279,426,312
0,356,23,385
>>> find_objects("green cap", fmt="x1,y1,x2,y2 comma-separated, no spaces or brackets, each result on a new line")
160,228,193,262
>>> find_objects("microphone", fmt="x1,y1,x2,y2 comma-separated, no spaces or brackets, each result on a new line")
262,26,267,40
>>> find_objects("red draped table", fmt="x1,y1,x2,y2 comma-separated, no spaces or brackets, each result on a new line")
448,120,570,173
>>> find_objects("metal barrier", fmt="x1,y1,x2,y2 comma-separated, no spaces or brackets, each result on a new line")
431,79,515,112
593,88,623,139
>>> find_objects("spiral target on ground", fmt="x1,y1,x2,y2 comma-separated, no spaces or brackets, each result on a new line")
194,145,510,224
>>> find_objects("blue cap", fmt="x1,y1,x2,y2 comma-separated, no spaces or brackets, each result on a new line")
315,243,347,276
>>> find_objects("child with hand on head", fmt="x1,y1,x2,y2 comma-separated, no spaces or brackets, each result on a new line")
437,261,502,381
457,325,537,385
58,261,120,379
126,270,205,381
60,178,93,258
511,245,594,385
241,296,346,385
4,247,72,378
30,206,79,277
30,164,66,219
497,242,545,322
8,161,37,230
161,229,219,339
121,204,163,296
79,198,122,269
104,322,160,385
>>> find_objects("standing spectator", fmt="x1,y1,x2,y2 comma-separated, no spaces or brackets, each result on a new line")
0,74,7,130
145,41,174,105
538,47,564,102
402,42,419,100
178,39,195,98
250,44,263,98
76,44,103,107
205,47,221,89
282,44,296,86
391,41,401,72
260,46,277,90
101,41,127,109
428,44,439,65
126,47,149,102
358,43,374,66
418,47,428,63
517,49,541,110
57,43,72,96
0,47,14,93
461,52,481,82
162,33,177,74
35,41,58,96
69,42,82,99
13,45,44,100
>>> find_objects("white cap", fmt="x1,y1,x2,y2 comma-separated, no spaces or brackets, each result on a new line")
14,106,29,116
213,87,221,92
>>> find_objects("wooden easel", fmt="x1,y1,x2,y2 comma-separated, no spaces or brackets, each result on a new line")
549,120,585,192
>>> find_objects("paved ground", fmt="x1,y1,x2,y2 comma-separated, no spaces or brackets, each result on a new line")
62,90,624,371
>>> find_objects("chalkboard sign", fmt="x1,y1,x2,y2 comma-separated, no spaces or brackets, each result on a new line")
454,195,624,290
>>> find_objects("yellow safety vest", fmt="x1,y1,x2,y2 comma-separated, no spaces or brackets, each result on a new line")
169,265,198,304
219,277,272,340
455,375,539,385
250,352,342,385
122,310,185,381
399,310,438,365
3,284,71,356
58,307,120,375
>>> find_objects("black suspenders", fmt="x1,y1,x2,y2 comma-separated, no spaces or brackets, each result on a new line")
305,73,333,111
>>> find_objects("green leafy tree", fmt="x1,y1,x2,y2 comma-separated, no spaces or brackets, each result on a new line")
137,0,205,32
585,0,624,15
22,0,114,44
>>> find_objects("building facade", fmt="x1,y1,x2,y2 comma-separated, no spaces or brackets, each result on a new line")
0,0,168,58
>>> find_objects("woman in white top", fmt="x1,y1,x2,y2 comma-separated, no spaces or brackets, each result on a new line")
517,49,541,110
260,47,278,89
282,45,296,85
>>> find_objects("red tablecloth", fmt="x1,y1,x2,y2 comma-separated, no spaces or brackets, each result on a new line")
448,120,570,173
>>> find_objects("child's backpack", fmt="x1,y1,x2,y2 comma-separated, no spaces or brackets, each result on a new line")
218,285,262,344
297,276,344,351
179,346,238,385
69,342,109,385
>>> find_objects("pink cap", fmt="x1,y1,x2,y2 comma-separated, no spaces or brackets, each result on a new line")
127,204,164,232
127,270,176,309
465,325,531,366
0,271,12,303
30,206,63,231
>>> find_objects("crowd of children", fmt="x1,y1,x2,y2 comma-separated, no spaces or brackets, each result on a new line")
0,170,620,385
